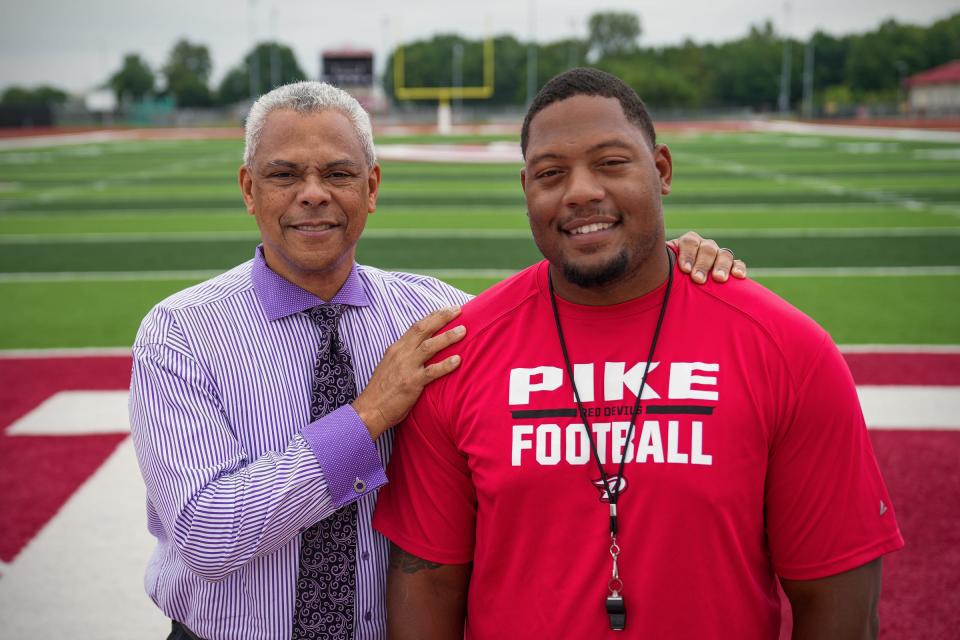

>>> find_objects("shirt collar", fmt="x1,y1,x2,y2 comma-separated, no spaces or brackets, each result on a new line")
251,245,370,321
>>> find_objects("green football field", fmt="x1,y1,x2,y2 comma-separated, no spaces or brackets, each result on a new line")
1,129,958,349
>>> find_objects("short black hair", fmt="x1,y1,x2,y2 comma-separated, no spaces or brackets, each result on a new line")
520,67,656,157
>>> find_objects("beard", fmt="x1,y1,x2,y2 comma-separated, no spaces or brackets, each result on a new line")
560,250,630,288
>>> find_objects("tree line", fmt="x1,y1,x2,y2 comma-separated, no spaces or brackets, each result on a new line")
386,11,960,111
3,11,957,111
103,39,307,107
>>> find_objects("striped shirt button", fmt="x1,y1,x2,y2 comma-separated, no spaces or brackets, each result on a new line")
364,611,372,622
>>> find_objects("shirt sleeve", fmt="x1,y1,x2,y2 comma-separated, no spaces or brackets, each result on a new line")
765,335,904,580
373,383,477,565
129,308,384,581
302,405,387,508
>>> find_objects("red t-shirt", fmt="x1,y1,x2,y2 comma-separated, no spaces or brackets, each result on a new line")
374,258,903,639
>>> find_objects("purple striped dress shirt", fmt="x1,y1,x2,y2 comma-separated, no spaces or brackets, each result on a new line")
129,247,471,640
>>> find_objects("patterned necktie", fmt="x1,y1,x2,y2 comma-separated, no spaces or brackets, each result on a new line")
293,304,358,640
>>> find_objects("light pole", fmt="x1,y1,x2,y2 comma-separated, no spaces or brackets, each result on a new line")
777,2,792,115
270,5,280,88
802,38,815,119
248,0,260,99
526,0,538,108
453,42,464,125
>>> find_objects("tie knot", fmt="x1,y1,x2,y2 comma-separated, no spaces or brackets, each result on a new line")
307,304,345,331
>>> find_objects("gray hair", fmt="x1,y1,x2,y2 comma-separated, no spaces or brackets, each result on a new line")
243,81,376,168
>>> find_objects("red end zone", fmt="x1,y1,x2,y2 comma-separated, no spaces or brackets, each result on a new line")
0,351,957,637
0,356,130,563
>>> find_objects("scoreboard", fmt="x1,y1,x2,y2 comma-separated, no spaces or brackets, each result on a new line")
321,50,374,88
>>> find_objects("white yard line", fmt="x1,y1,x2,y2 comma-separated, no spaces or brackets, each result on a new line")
7,391,131,435
3,226,959,244
1,266,959,284
0,270,226,282
4,387,959,434
0,150,238,213
0,439,168,638
0,130,147,150
681,153,960,218
748,266,960,277
858,386,960,429
4,344,958,358
376,142,522,163
0,346,132,358
839,344,960,353
0,268,522,283
0,231,262,243
754,120,960,143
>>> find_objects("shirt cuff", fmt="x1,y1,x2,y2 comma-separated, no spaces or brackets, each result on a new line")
302,405,387,509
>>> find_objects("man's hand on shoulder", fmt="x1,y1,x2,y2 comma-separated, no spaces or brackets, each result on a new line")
669,231,747,283
352,306,466,440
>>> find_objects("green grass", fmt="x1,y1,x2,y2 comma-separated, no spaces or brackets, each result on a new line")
0,279,196,349
1,130,958,349
2,274,957,349
1,234,957,273
755,275,960,344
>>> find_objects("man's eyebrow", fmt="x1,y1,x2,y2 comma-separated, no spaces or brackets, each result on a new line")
324,159,361,169
527,139,634,166
262,159,301,172
588,139,634,153
261,159,361,171
526,151,561,166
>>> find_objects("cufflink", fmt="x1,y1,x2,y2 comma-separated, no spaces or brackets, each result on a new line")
353,477,366,494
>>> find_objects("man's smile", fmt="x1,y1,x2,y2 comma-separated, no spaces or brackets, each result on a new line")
561,214,620,237
569,221,615,236
287,220,341,235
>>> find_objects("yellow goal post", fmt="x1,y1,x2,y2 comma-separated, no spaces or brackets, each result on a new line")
392,38,495,132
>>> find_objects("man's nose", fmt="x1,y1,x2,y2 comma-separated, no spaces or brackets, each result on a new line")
299,175,330,207
562,168,605,208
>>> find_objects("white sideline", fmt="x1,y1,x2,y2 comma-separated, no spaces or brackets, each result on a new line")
7,390,131,435
755,120,960,143
6,387,959,437
0,438,168,638
3,265,960,283
3,226,959,244
0,377,956,637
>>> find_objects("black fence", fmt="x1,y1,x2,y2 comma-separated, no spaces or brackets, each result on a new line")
0,105,54,128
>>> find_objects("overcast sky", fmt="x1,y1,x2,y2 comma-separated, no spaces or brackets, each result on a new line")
1,0,956,94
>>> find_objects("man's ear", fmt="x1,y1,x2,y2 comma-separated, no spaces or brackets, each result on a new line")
520,168,527,191
367,164,382,213
654,144,673,196
238,165,255,215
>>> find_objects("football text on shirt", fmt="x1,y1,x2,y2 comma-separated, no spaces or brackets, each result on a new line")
509,362,719,467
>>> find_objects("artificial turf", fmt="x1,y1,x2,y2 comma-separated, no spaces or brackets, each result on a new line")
1,130,958,349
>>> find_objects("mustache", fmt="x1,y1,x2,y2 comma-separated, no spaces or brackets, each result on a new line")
559,206,621,222
524,206,620,217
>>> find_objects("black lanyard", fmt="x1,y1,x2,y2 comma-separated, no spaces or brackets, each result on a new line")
546,247,674,631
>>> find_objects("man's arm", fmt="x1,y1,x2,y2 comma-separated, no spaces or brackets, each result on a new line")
781,558,883,640
130,305,465,580
387,544,471,640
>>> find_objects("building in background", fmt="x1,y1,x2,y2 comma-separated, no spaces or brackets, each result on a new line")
905,60,960,116
320,49,383,111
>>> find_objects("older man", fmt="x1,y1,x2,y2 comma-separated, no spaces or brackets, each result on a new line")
375,69,904,639
130,80,742,640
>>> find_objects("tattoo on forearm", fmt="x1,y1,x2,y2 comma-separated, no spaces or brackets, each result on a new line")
390,543,443,574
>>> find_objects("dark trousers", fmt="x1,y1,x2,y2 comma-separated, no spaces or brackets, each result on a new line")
167,621,204,640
